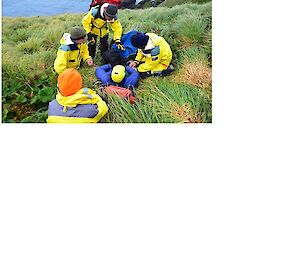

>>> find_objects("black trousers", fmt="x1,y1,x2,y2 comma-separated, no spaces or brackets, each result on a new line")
88,34,109,59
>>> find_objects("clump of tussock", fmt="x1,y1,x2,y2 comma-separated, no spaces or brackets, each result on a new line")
159,0,211,7
10,28,30,42
173,13,210,45
41,28,64,49
171,103,203,123
173,59,211,88
16,37,44,54
179,45,208,63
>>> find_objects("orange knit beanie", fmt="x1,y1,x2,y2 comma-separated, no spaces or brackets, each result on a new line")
58,68,82,96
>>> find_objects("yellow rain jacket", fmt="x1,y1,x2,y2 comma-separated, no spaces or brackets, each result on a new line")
54,33,91,74
47,88,108,123
135,33,172,73
82,5,122,40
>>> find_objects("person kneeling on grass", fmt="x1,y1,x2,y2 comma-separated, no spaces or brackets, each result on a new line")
129,32,174,79
95,64,139,90
47,68,108,123
54,27,94,74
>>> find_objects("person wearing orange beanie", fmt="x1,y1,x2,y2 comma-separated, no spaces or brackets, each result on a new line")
47,68,108,123
57,68,83,96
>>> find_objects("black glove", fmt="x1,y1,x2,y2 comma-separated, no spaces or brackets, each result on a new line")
115,39,125,51
87,33,95,44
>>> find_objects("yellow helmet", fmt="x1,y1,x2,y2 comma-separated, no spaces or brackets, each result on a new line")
111,65,126,83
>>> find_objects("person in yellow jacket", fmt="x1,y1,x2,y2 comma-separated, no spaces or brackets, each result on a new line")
47,68,108,123
129,32,174,79
82,3,124,59
54,27,94,74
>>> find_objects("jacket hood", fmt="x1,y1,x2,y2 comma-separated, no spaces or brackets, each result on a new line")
146,33,163,47
60,33,74,45
144,38,154,51
56,88,102,107
100,3,109,18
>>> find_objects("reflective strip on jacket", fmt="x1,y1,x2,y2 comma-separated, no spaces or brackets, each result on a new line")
95,64,139,89
135,33,172,73
82,5,122,39
54,33,91,74
47,88,108,123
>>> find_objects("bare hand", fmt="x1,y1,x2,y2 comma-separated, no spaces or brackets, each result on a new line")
87,59,94,67
129,60,137,68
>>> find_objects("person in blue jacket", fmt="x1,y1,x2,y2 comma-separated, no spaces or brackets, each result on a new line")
95,64,139,90
111,30,138,62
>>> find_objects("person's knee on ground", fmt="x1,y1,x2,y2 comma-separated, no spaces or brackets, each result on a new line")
161,64,175,76
139,71,151,79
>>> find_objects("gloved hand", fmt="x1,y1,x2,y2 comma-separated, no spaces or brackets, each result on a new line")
115,39,125,51
87,33,95,45
87,33,92,41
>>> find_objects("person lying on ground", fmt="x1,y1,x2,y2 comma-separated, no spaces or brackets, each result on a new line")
95,64,139,90
54,27,93,74
47,68,108,123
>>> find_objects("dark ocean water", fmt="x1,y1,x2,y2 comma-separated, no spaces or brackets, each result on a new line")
2,0,92,17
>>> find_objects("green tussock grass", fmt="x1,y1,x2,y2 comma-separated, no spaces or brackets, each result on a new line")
94,77,211,123
2,1,212,123
159,0,211,7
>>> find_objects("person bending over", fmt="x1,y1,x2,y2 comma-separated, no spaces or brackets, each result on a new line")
54,27,93,74
82,3,124,59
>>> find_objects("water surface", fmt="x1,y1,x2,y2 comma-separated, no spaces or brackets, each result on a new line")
2,0,91,17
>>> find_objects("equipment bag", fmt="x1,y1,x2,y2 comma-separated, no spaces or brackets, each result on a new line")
103,85,135,105
89,0,122,10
